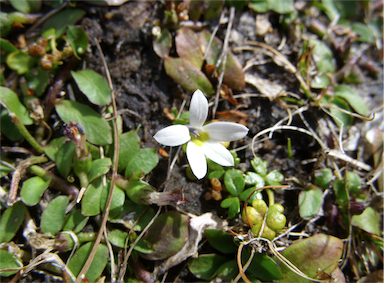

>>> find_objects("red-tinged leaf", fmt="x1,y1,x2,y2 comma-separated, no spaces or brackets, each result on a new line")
141,211,189,260
279,234,343,282
224,54,245,91
176,27,204,69
153,28,171,59
198,29,245,90
164,57,214,95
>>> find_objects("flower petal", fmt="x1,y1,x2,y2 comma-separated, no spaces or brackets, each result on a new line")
153,125,190,146
203,122,249,141
202,140,234,166
189,89,208,128
186,141,207,179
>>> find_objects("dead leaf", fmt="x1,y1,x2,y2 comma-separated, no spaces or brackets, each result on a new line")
245,73,285,101
216,110,248,125
220,84,238,106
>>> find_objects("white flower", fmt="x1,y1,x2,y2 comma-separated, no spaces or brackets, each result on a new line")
154,89,249,179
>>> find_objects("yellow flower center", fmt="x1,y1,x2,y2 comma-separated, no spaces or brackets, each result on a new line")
191,131,210,147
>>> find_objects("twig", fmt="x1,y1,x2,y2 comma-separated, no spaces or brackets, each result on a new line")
236,243,252,283
8,156,48,206
212,7,235,119
74,38,120,283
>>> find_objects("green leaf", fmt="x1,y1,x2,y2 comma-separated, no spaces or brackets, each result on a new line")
207,159,224,171
322,95,353,129
55,100,112,145
125,148,159,178
268,0,293,14
309,39,336,73
133,238,154,254
208,170,225,180
42,8,86,38
0,110,22,141
335,0,356,19
240,187,263,203
100,182,125,219
0,250,22,277
311,74,330,89
62,209,89,233
88,158,112,183
24,68,50,97
345,171,361,196
141,211,189,260
224,169,245,196
71,70,111,106
82,178,103,216
242,251,282,281
0,202,26,242
244,172,264,186
250,157,268,176
56,141,75,178
68,242,108,283
40,196,69,235
6,51,37,75
117,130,140,172
0,87,33,125
9,0,41,13
298,185,323,220
108,229,129,248
221,197,240,218
334,85,369,116
153,28,172,59
176,27,203,69
203,0,224,21
164,57,214,96
265,170,284,186
321,0,340,21
188,254,228,280
215,260,238,281
205,229,237,254
334,179,348,207
109,199,155,231
279,234,343,282
44,137,67,161
313,168,333,189
351,207,381,236
67,25,89,59
0,39,18,64
21,176,51,206
249,0,269,13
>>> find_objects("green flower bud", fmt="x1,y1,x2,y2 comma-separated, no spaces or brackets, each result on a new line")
242,206,263,225
252,199,268,217
73,153,92,176
266,203,286,232
251,222,276,240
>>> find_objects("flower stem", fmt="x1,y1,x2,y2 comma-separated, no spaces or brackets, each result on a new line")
28,165,79,198
76,171,89,189
266,188,275,206
10,113,44,154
